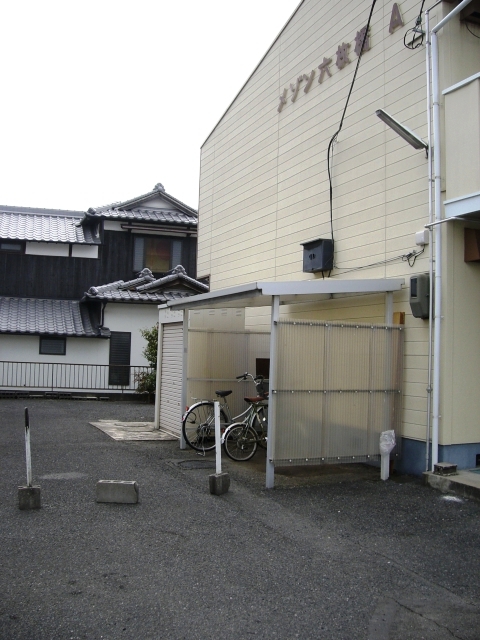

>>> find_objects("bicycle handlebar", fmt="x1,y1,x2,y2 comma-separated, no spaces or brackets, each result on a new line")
235,373,264,382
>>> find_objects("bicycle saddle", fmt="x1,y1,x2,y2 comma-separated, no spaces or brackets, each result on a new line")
215,390,232,397
244,394,269,403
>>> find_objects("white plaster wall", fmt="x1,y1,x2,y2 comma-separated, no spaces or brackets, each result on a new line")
71,245,99,259
25,242,69,257
0,334,110,364
103,221,124,231
103,303,160,366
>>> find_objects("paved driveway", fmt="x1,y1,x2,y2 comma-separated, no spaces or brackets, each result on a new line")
1,399,479,639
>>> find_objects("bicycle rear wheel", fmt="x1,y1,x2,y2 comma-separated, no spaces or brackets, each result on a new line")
182,401,228,452
223,423,258,461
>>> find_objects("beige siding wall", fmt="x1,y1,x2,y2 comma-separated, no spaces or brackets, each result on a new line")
198,0,479,446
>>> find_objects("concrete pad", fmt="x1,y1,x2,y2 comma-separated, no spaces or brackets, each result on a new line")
96,480,139,504
18,486,41,510
90,421,178,441
424,469,480,502
209,472,230,495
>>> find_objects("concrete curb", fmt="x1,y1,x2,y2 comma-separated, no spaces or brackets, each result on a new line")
96,480,139,504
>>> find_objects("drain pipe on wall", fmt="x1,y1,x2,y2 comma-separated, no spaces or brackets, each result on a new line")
426,0,473,469
425,7,435,471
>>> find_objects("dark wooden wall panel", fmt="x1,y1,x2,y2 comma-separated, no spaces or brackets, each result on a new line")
0,231,198,299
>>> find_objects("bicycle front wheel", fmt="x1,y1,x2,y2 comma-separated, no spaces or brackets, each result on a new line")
182,401,228,452
223,424,258,461
253,406,268,450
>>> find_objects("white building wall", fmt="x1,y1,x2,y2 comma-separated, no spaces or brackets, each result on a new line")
103,303,159,367
0,334,109,364
71,245,99,259
25,242,69,257
197,0,480,451
0,304,160,369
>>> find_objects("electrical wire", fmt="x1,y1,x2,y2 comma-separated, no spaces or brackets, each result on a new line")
326,0,377,273
331,247,425,276
465,22,480,39
404,0,426,49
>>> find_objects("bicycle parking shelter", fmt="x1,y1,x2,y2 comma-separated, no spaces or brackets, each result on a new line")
156,278,405,489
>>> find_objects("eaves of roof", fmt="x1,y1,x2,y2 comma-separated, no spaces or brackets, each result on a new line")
83,267,209,304
0,297,105,337
113,187,197,217
0,211,100,244
84,289,192,304
0,205,85,218
86,185,197,221
84,208,197,227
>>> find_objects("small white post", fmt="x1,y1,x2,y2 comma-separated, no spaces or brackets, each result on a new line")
214,401,222,475
25,408,32,487
380,453,390,481
379,430,395,481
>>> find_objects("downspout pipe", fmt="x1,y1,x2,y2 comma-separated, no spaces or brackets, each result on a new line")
427,0,473,469
425,8,434,471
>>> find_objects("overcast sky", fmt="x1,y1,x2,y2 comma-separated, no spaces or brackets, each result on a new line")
0,0,300,212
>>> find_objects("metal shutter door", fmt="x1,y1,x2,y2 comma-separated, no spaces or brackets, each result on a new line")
159,323,183,436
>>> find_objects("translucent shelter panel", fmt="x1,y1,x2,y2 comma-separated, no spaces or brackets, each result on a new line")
187,329,270,419
273,321,404,465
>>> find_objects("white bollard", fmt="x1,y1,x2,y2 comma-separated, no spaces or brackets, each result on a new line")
214,401,222,475
18,407,41,510
381,453,390,481
208,401,230,495
379,430,396,481
25,408,32,487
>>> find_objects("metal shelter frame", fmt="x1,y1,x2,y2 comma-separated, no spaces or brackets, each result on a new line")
158,278,405,488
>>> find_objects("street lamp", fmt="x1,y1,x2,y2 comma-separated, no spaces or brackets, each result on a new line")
376,108,428,151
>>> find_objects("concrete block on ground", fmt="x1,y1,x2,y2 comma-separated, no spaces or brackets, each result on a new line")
209,472,230,495
434,462,458,476
18,486,41,510
96,480,139,504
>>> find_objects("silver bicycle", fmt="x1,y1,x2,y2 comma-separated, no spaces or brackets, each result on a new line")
181,373,268,457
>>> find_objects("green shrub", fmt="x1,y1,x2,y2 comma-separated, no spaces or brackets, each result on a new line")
135,324,158,397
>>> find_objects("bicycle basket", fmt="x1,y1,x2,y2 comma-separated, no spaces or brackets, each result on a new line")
255,378,267,398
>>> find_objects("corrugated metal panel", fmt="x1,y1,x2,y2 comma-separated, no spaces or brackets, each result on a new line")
159,323,183,435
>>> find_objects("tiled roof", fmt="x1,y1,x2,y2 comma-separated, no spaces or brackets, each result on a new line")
0,297,101,337
0,209,99,244
85,207,197,226
86,183,197,226
84,267,209,304
117,183,197,216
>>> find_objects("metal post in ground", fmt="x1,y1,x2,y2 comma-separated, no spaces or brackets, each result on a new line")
18,407,41,509
208,401,230,495
25,408,32,487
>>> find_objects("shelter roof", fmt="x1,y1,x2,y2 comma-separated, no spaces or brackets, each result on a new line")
158,278,406,310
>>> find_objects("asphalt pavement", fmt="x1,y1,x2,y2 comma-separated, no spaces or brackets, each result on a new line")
1,398,479,640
